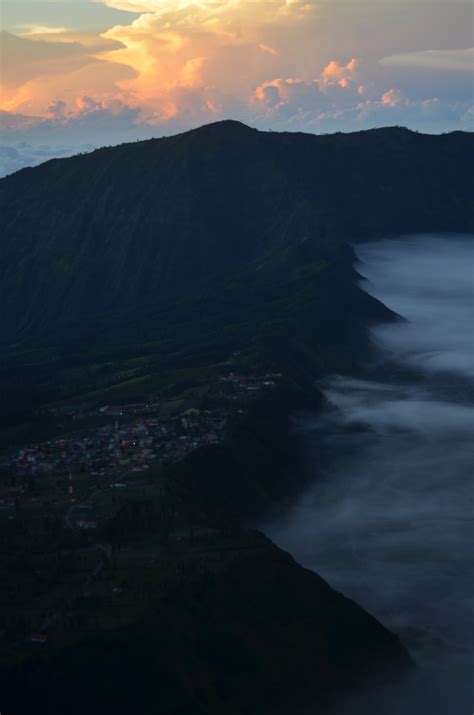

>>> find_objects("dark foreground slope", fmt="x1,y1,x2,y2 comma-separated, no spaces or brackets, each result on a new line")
0,379,412,715
0,121,472,346
1,533,410,715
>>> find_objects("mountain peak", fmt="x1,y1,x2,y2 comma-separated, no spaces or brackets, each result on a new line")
192,119,255,134
0,126,471,345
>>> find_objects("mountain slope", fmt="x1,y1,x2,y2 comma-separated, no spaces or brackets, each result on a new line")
1,121,472,346
1,121,449,714
0,534,411,715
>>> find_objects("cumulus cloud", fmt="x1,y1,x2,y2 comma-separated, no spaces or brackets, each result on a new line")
99,0,314,21
251,58,363,124
250,57,472,133
1,0,473,172
321,58,360,84
92,0,472,133
47,100,67,119
96,0,315,121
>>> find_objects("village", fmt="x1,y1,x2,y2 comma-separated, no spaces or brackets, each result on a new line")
8,406,227,482
0,368,284,653
0,371,282,530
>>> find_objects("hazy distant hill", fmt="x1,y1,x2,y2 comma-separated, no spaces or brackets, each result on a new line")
0,121,472,348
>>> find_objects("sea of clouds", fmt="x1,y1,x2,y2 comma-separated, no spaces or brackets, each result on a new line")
266,234,474,713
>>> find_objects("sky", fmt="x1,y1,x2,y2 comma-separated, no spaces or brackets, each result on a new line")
0,0,473,174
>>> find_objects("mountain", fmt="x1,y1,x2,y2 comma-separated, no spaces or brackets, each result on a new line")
1,532,411,715
0,121,472,348
0,122,471,714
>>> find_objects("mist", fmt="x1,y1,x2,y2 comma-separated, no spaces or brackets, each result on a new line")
358,235,474,379
265,235,474,713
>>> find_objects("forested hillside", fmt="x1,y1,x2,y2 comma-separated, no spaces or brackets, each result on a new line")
1,121,472,347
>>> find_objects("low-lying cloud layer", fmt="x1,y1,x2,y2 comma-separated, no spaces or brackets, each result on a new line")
357,235,474,379
266,234,474,713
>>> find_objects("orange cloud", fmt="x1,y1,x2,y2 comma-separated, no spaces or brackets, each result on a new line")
381,88,403,107
0,3,332,123
88,0,318,118
253,58,362,116
2,0,469,141
321,58,359,87
0,31,134,116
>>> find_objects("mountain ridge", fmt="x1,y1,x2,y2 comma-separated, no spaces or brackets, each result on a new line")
1,121,472,350
5,119,472,180
2,120,465,714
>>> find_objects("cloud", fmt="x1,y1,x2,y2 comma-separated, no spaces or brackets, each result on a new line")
380,88,403,107
0,100,152,176
96,0,314,114
97,0,174,11
266,235,474,714
19,25,71,36
0,31,133,115
250,45,473,132
1,31,92,87
0,142,94,177
252,58,361,118
98,0,315,20
250,59,461,131
1,0,473,171
19,31,125,52
3,3,472,128
47,99,67,119
0,109,45,131
380,48,474,72
322,58,360,84
357,236,474,379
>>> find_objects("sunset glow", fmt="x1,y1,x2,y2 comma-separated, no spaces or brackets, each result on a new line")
0,0,472,173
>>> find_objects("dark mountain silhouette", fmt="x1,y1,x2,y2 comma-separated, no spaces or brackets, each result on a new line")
1,121,472,348
0,532,411,715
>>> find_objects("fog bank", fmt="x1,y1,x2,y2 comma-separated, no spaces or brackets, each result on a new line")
266,235,474,712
